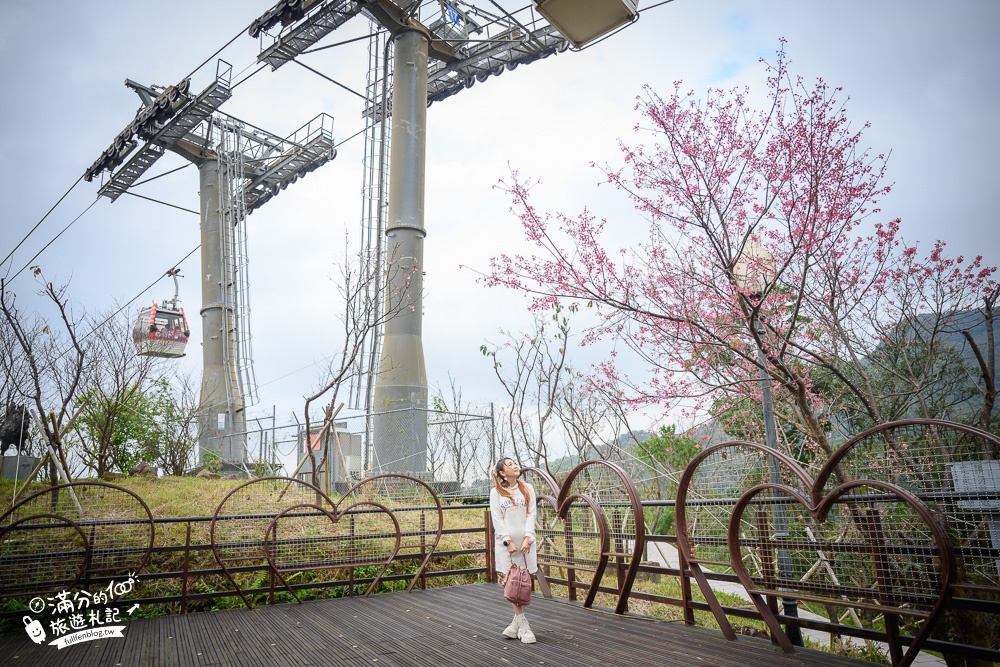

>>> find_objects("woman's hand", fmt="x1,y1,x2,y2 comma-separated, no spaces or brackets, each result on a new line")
520,537,532,554
507,541,518,554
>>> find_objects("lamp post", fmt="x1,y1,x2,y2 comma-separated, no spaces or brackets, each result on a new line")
534,0,639,48
733,240,802,646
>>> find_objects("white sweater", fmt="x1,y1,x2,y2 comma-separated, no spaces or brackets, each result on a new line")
490,482,537,574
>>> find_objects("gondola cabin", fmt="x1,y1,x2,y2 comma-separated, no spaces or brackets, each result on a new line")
133,303,190,358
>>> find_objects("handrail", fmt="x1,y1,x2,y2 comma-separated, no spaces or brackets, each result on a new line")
0,502,484,621
3,422,998,665
3,491,998,664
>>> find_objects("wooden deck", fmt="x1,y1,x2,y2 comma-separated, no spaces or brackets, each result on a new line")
1,584,872,667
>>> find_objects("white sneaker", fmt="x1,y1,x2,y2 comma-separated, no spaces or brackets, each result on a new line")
502,614,522,639
518,617,536,644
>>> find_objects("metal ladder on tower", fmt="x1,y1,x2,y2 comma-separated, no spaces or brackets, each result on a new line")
218,121,260,413
350,21,392,413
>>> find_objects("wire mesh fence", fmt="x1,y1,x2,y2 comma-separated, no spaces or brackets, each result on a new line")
820,420,1000,585
666,420,1000,664
3,418,999,663
234,408,496,500
0,482,154,599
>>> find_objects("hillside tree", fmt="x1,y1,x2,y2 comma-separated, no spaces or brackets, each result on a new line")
72,307,164,476
481,307,571,473
1,272,87,483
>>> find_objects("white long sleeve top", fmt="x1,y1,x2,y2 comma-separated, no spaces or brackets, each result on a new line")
490,481,538,574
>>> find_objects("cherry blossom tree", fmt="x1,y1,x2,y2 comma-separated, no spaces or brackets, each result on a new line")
484,43,998,470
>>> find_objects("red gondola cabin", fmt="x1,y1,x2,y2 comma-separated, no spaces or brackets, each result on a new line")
133,303,190,358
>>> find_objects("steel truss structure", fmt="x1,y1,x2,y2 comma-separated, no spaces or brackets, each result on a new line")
85,58,338,465
206,111,337,215
248,1,571,475
89,62,234,200
250,0,568,117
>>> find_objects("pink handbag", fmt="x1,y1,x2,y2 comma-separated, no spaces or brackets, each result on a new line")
503,552,532,606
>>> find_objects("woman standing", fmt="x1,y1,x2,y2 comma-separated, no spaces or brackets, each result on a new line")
490,457,537,644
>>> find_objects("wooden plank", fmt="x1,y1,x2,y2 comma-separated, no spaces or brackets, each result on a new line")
0,584,873,667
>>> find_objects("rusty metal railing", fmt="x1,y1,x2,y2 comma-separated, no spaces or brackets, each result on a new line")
2,420,998,666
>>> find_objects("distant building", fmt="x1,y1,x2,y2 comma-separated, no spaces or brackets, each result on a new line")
295,421,363,493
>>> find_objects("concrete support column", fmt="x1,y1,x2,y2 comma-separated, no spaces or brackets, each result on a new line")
198,159,246,465
372,29,429,474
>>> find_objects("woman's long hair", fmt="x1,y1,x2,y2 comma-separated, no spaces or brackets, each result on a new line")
492,457,531,502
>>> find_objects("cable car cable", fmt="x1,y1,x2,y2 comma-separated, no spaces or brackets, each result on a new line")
232,63,268,91
90,249,198,346
179,25,245,85
335,125,369,149
640,0,677,13
132,163,191,188
6,197,102,283
4,11,363,280
291,58,370,102
4,113,363,291
302,31,383,55
8,12,377,350
1,174,85,271
53,245,200,362
7,166,201,285
257,353,336,389
3,19,257,274
121,191,200,216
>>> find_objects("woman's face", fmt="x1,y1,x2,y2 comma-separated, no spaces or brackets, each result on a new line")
500,459,521,482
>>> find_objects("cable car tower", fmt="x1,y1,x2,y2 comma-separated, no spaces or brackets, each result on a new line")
249,0,639,475
86,62,338,468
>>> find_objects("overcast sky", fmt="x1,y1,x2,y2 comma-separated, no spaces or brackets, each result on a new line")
2,0,998,456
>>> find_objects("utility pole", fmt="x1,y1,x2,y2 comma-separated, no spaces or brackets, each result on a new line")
752,312,803,646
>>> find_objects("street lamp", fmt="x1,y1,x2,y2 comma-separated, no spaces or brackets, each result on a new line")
733,239,803,647
533,0,640,48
